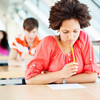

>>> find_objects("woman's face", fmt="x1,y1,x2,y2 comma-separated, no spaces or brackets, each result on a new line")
59,18,80,45
0,32,3,40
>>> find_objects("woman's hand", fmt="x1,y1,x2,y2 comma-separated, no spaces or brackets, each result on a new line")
59,62,78,79
42,62,78,84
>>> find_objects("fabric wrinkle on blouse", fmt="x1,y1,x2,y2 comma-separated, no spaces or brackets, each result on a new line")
25,30,100,80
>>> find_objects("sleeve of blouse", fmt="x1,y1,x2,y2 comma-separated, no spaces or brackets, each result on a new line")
81,31,100,74
25,36,54,80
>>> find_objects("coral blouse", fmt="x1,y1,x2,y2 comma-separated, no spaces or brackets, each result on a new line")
25,31,100,80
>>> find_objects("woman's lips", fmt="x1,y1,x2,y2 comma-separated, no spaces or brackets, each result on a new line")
67,40,74,43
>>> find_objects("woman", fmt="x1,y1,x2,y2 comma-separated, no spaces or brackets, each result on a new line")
25,0,100,85
0,30,9,56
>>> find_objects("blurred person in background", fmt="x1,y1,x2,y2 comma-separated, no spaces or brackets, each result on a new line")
25,0,100,85
0,30,9,56
9,18,40,68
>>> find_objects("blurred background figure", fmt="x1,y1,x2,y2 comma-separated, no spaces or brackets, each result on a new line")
9,18,40,68
8,17,40,85
0,30,9,56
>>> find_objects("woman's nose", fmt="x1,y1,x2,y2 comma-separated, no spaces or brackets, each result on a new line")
68,33,74,39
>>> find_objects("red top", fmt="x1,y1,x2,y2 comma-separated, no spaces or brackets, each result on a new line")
25,31,100,80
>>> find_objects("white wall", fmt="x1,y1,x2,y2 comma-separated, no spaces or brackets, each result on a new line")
0,1,24,47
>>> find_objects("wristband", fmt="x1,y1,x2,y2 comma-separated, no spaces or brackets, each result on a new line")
62,78,66,84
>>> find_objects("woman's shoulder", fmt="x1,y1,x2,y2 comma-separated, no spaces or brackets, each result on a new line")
40,35,56,45
75,30,90,48
35,36,57,54
79,30,89,41
42,35,55,41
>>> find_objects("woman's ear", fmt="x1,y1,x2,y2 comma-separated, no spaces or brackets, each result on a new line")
59,34,61,41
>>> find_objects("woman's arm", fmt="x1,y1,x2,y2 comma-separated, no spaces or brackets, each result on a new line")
26,71,62,85
54,72,97,84
26,62,78,85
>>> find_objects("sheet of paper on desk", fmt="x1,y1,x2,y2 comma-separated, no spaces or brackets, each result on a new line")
47,84,85,90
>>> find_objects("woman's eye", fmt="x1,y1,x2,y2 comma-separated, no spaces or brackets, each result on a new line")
74,31,78,33
63,32,68,34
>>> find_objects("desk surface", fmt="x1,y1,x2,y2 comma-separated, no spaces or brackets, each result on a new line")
0,56,24,79
0,66,25,78
0,81,100,100
0,56,8,64
0,56,8,60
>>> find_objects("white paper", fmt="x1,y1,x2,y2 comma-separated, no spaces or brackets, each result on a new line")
47,84,85,90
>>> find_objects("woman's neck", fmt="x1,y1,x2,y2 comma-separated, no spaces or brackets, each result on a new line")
60,41,72,54
55,35,72,54
60,40,71,48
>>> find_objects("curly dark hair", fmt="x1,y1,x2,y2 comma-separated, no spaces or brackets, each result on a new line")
49,0,92,30
0,30,9,49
